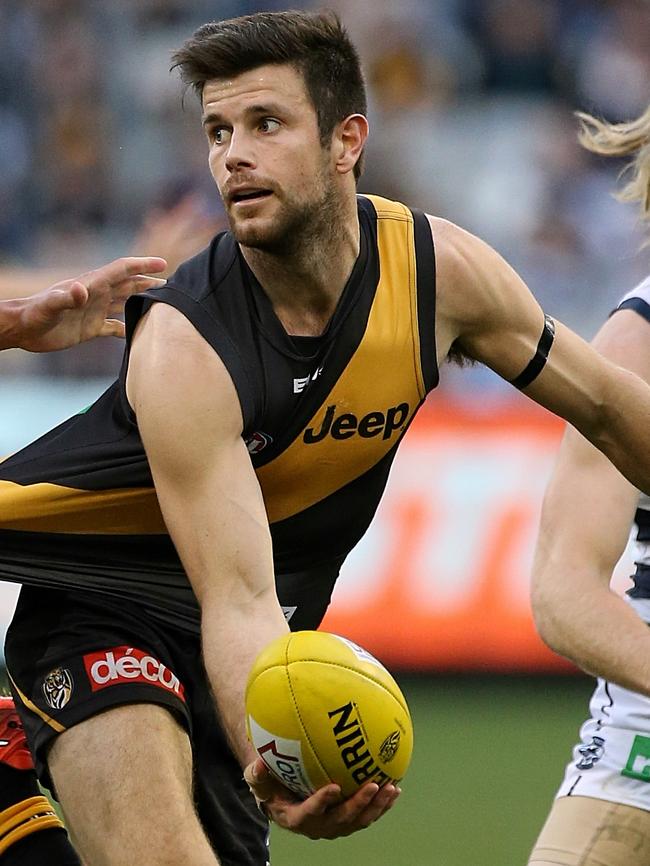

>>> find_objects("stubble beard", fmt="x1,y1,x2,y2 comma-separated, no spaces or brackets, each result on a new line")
229,169,340,259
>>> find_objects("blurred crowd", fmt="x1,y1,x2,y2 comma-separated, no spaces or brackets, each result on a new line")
0,0,649,383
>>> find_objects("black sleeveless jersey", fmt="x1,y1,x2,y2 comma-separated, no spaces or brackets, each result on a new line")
0,195,438,632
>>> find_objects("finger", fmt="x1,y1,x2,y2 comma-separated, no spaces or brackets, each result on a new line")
83,256,167,286
375,785,402,809
99,319,126,338
370,782,399,809
126,275,168,290
64,281,90,308
244,759,277,801
103,274,167,295
91,278,167,314
354,784,400,827
243,757,267,787
268,789,340,835
345,782,380,812
113,256,168,276
35,284,87,316
298,784,342,817
105,276,167,305
328,782,380,824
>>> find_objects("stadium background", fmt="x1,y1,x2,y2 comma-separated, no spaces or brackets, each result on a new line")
0,0,648,862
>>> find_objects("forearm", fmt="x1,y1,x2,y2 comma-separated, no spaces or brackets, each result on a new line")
528,309,650,693
201,589,289,767
533,560,650,695
130,304,292,766
0,298,25,349
518,324,650,496
593,366,650,495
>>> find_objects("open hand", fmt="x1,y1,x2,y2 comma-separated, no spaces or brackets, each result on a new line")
244,757,400,840
14,256,167,352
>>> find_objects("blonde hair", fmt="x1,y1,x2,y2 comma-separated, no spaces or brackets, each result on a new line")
577,106,650,225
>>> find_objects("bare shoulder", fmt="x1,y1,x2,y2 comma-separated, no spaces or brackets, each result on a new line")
131,300,203,352
130,302,225,378
126,301,242,434
426,215,522,315
426,214,494,271
426,214,477,263
425,214,533,358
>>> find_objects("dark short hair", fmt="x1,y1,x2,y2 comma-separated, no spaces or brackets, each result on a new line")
171,10,367,179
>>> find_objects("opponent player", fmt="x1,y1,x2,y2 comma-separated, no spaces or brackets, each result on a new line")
528,108,650,865
1,257,166,864
0,256,166,865
2,11,650,866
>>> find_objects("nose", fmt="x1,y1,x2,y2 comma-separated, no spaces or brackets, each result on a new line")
224,130,256,173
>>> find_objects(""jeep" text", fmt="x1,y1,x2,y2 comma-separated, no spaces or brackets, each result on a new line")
303,403,409,444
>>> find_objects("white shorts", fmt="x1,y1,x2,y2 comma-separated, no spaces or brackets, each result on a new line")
557,597,650,811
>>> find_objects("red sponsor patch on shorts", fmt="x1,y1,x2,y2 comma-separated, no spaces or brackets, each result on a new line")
83,646,185,701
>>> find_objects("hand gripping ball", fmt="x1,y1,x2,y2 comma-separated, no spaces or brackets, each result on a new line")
245,631,413,799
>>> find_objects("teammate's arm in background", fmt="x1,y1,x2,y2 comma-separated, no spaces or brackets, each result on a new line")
126,303,398,839
531,307,650,693
0,256,166,352
431,215,650,495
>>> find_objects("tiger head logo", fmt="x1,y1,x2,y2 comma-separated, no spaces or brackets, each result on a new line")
42,668,74,710
379,730,401,763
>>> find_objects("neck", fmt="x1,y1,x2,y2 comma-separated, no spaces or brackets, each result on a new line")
240,193,360,337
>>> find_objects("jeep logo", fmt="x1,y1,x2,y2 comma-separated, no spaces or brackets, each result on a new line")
303,402,409,444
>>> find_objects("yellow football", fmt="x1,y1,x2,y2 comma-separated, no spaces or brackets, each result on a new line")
245,630,413,800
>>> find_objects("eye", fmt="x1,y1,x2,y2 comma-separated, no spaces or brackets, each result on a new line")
259,118,280,134
210,126,232,146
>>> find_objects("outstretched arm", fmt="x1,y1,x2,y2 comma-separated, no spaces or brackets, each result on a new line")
432,215,650,495
0,256,166,352
127,302,286,767
127,303,398,838
531,308,650,692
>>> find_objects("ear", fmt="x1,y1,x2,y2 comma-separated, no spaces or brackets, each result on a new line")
333,114,369,176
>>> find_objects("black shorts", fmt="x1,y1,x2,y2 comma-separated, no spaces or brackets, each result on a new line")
4,586,269,866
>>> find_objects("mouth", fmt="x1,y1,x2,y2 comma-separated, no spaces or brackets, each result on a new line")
230,189,273,206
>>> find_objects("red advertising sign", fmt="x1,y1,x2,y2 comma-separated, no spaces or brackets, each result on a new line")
322,397,633,672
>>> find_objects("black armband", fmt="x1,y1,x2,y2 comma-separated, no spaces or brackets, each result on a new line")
509,315,555,390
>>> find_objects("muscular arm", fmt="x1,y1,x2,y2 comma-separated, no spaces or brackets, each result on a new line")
126,303,288,766
531,309,650,692
127,304,399,837
431,216,650,493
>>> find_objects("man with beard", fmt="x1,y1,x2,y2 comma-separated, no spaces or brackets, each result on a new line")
2,10,650,866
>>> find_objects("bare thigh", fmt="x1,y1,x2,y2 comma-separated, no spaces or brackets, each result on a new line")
48,703,220,866
528,795,650,866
